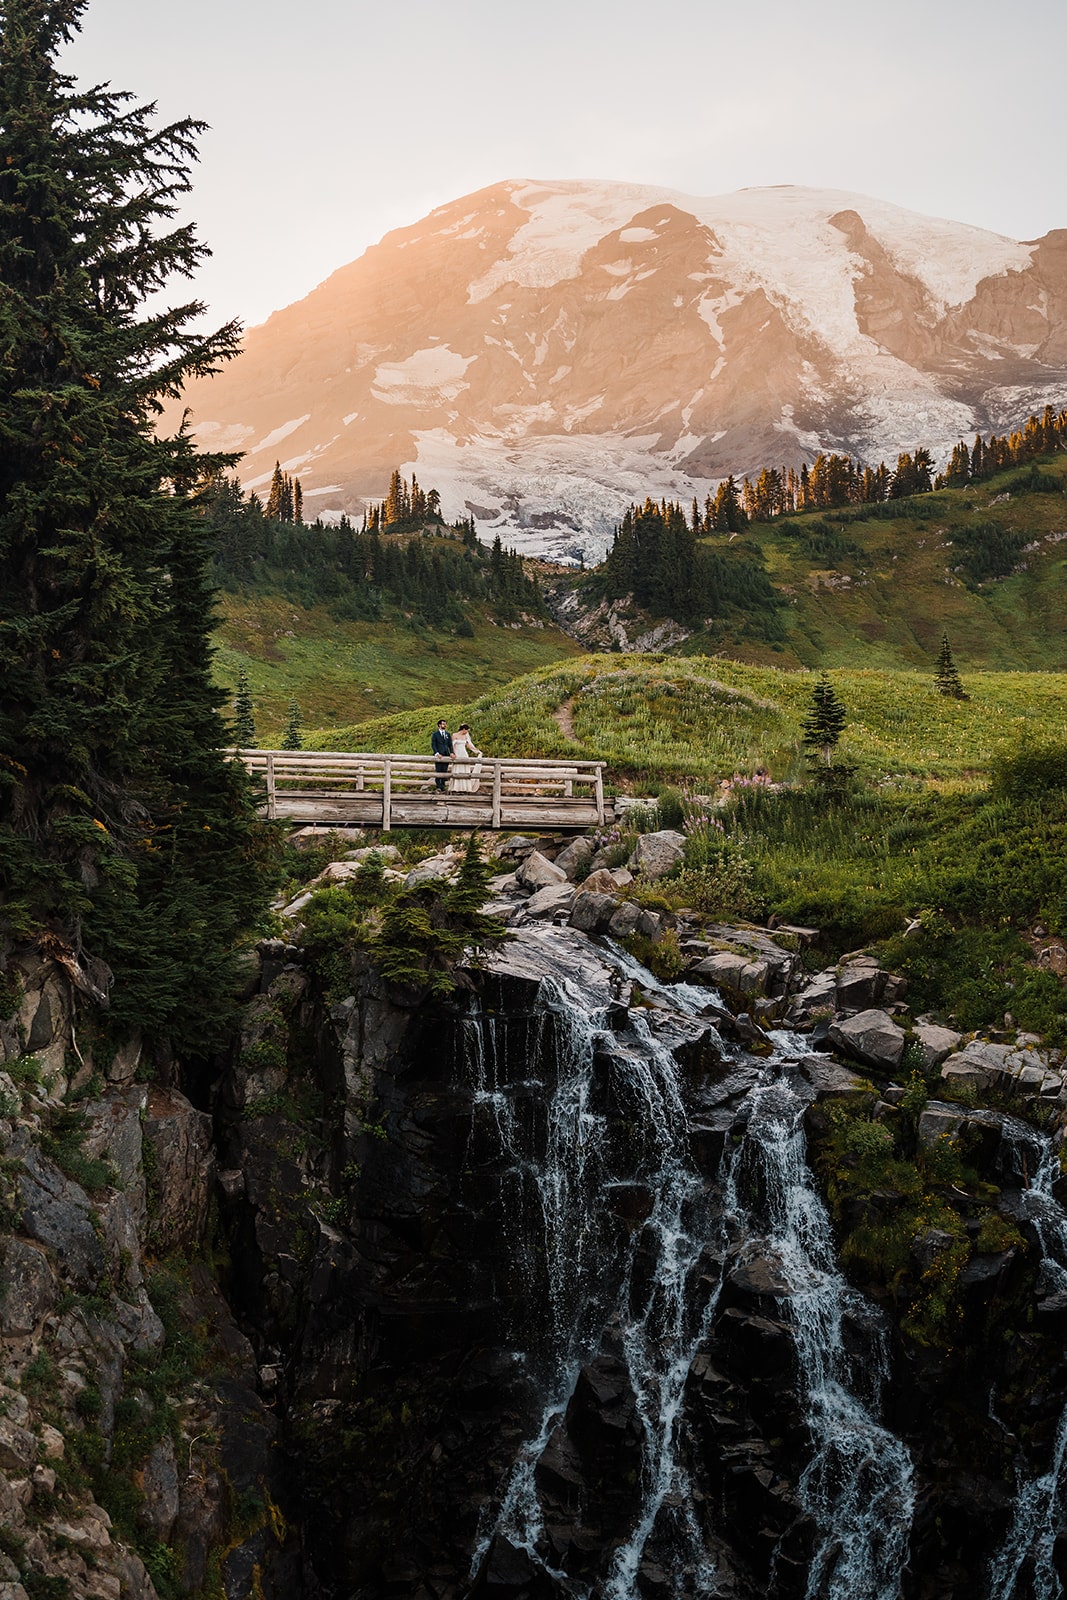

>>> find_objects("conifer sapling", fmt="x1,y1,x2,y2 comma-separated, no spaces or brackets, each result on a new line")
934,633,969,700
282,699,303,750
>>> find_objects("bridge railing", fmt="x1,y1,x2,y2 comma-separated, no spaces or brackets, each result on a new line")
232,749,606,830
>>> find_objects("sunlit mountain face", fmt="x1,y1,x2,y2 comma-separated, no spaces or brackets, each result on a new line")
168,180,1067,561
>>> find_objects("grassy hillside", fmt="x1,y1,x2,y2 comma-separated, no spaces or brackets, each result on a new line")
680,454,1067,670
212,593,582,746
303,654,1067,792
210,456,1067,740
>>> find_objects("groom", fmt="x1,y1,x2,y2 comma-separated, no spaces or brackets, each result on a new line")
431,718,453,792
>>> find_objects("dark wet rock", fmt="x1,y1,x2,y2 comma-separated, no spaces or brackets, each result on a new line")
828,1008,905,1071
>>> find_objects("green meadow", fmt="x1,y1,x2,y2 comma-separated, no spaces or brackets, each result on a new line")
303,653,1067,792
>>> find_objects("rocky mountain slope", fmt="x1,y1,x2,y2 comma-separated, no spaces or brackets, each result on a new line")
168,180,1067,560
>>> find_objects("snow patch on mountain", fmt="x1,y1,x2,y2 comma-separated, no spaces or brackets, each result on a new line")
253,414,311,454
371,346,478,404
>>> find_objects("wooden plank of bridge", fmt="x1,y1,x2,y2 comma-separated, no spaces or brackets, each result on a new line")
233,749,608,830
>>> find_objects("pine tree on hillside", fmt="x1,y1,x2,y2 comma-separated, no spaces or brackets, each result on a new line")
282,699,303,750
934,634,969,700
0,0,268,1047
265,461,287,519
293,478,303,524
234,669,257,746
801,676,848,766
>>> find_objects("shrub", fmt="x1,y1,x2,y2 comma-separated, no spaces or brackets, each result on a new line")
991,741,1067,804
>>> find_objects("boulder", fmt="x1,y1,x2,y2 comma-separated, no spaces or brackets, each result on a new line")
515,851,567,891
18,1148,105,1287
827,1008,905,1071
789,970,838,1019
524,883,575,920
82,1087,148,1223
691,952,750,992
497,835,542,860
637,910,663,941
0,1418,36,1473
627,830,687,880
404,852,460,888
0,1239,55,1335
137,1435,180,1541
915,1022,962,1070
917,1106,964,1150
342,844,401,864
607,902,642,940
796,1056,869,1100
737,961,771,996
568,893,617,935
836,960,887,1010
142,1087,215,1252
577,868,623,896
553,836,594,880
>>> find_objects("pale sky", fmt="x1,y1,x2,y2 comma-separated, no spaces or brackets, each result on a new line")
64,0,1066,332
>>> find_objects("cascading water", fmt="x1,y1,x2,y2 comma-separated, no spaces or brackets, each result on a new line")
728,1072,915,1600
989,1127,1067,1600
466,929,916,1597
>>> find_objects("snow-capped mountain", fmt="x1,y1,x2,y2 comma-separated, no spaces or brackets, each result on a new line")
170,180,1067,560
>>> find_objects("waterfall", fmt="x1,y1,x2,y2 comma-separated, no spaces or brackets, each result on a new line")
466,933,916,1597
990,1129,1067,1600
729,1074,915,1600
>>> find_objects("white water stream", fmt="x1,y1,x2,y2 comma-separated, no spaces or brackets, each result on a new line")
467,940,917,1597
989,1130,1067,1600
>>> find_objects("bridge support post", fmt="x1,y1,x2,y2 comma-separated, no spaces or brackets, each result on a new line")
382,758,391,831
594,766,605,826
491,761,502,829
266,752,277,821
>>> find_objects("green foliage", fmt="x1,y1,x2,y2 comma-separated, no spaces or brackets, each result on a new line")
801,674,848,765
233,667,257,747
813,1098,976,1347
934,633,969,700
949,521,1028,587
625,928,686,982
304,835,507,1000
0,0,273,1054
374,835,507,995
40,1108,115,1194
597,496,781,636
282,698,303,751
991,740,1067,804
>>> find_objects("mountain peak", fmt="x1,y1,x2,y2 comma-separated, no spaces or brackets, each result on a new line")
168,181,1067,561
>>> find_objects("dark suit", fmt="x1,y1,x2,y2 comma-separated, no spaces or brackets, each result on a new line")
431,727,453,791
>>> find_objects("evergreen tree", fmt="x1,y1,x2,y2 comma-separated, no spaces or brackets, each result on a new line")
233,668,257,746
801,676,848,766
282,699,303,750
934,633,969,700
0,0,269,1047
293,478,303,524
265,461,287,519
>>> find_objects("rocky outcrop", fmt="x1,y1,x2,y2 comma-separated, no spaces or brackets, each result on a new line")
0,945,299,1600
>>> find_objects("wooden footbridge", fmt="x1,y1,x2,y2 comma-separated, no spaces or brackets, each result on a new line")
234,750,608,831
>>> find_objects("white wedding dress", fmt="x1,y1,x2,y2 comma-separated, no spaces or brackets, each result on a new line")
450,734,482,792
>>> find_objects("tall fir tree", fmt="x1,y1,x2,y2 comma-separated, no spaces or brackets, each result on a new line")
233,668,257,746
934,633,969,701
0,0,270,1046
801,676,848,766
265,461,287,519
282,699,303,751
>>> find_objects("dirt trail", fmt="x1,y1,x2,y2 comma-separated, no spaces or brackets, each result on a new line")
552,695,577,741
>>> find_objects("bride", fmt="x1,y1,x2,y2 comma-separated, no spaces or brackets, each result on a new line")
450,723,483,792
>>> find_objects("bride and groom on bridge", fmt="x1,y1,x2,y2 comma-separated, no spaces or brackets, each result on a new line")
431,719,484,794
